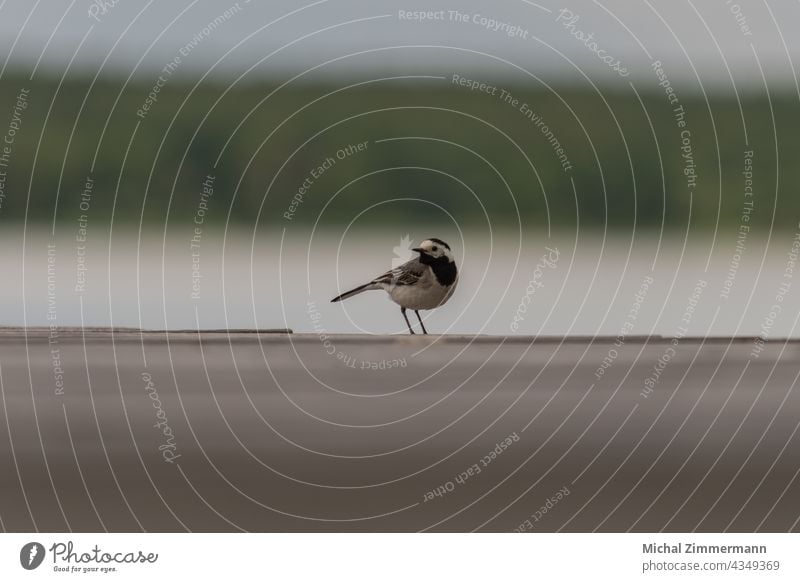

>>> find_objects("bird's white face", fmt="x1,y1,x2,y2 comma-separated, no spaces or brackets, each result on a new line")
415,239,455,262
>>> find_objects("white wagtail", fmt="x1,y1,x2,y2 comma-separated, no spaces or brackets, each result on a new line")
331,238,458,334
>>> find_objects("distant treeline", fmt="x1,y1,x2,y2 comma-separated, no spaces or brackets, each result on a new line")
0,72,796,230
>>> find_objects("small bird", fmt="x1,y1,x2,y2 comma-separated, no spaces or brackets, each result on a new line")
331,238,458,334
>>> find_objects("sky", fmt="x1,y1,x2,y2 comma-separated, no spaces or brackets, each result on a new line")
1,0,799,90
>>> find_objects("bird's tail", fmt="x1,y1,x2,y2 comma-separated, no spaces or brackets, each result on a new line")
331,282,379,303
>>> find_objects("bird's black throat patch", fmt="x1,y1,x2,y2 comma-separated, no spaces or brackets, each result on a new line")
420,253,458,286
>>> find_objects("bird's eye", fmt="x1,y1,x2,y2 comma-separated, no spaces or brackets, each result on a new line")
432,246,438,252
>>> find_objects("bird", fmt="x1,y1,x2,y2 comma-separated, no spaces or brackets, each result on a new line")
331,238,458,334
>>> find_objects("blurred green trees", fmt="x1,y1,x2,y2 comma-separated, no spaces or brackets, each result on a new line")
0,72,794,230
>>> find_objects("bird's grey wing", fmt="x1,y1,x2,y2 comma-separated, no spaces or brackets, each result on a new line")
372,259,425,286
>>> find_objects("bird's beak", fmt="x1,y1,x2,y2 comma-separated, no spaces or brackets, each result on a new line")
412,247,425,254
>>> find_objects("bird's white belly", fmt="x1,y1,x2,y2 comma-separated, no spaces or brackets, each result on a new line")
387,276,456,310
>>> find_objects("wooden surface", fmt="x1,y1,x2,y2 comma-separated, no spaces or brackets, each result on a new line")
1,331,798,532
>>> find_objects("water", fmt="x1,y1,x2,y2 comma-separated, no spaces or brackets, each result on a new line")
7,227,800,338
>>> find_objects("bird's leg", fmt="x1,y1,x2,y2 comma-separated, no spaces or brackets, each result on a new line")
401,307,415,334
415,310,428,334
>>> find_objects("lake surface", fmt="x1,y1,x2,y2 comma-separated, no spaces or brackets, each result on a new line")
4,227,799,338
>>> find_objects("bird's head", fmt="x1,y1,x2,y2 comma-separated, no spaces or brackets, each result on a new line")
413,238,455,263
